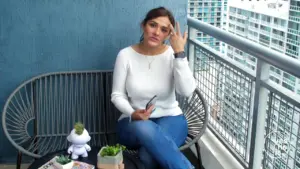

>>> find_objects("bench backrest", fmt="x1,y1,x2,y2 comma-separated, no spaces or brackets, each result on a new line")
2,70,208,159
2,71,121,158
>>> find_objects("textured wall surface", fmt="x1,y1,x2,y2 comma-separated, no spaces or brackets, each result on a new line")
0,0,187,163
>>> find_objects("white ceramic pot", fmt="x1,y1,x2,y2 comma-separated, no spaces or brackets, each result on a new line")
54,160,74,169
97,147,123,165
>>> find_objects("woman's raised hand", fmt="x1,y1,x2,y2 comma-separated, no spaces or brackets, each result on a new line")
169,22,188,53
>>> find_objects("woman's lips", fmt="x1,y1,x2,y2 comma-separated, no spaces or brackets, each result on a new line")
149,37,159,42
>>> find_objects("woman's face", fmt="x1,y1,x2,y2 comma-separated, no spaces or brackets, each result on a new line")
142,16,172,48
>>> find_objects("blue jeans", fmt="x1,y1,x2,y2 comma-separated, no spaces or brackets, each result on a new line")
117,114,194,169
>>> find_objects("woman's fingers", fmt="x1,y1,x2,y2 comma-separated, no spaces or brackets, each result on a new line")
176,22,181,36
169,24,176,36
183,31,188,44
146,105,154,114
170,22,185,39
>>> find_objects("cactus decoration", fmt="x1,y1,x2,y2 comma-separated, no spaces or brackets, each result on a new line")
100,144,126,157
56,155,72,165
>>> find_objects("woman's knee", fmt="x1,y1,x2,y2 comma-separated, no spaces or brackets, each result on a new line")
128,120,157,140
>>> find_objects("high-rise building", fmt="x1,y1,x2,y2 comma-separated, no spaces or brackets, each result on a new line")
222,1,300,169
225,0,300,95
188,0,228,51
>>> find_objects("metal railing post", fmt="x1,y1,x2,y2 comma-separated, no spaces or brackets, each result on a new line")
188,27,197,74
248,60,270,169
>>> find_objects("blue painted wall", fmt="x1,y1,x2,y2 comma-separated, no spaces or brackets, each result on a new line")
0,0,187,163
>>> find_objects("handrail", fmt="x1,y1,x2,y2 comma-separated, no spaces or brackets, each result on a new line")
187,16,300,79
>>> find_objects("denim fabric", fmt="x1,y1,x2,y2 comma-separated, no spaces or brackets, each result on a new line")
117,114,194,169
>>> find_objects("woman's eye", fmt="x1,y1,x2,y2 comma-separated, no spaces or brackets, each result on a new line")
162,29,168,33
150,23,156,27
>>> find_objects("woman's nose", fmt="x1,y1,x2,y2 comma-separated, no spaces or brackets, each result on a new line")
154,28,160,35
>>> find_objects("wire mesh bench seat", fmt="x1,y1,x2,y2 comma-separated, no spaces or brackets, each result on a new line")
2,70,208,169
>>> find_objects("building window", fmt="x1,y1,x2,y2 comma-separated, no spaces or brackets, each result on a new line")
283,73,296,82
282,82,295,92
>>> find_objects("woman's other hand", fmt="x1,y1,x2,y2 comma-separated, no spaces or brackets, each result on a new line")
131,105,154,121
169,22,188,53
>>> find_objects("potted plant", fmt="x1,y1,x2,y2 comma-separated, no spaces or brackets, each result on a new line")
97,144,126,169
54,155,74,169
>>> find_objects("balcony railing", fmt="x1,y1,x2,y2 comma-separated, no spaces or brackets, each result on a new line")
287,38,300,46
187,17,300,169
272,24,286,31
289,16,300,23
261,20,271,26
286,49,299,57
249,18,259,24
260,29,271,36
236,14,247,20
247,34,258,42
271,33,285,41
288,28,300,36
290,5,300,11
248,25,258,32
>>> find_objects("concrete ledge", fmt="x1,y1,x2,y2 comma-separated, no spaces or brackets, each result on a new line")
190,129,244,169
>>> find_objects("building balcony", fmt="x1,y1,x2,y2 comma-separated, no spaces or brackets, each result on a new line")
270,43,285,52
260,29,271,36
235,30,247,37
290,5,300,11
286,48,299,57
236,14,247,20
1,5,300,168
288,28,300,36
287,38,300,46
289,16,300,23
247,34,259,42
272,24,286,31
272,33,285,41
261,20,272,27
248,27,259,34
228,27,235,33
229,11,236,17
249,18,260,24
187,17,300,169
259,38,270,47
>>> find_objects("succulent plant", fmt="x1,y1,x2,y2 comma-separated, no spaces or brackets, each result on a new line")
100,144,126,157
56,155,72,165
74,122,84,135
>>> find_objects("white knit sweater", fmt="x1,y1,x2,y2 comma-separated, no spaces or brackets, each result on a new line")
111,46,196,120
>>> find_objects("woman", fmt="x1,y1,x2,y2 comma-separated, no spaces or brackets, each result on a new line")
111,6,196,169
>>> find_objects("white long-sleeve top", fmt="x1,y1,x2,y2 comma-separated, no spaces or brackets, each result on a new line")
111,46,196,120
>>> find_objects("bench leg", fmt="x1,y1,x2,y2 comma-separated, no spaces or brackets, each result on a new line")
16,151,22,169
195,142,205,169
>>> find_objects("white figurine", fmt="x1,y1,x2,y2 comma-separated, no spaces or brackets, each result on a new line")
67,122,91,160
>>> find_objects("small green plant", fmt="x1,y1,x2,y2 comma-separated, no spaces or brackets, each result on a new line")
56,155,72,165
74,122,84,135
100,144,126,157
